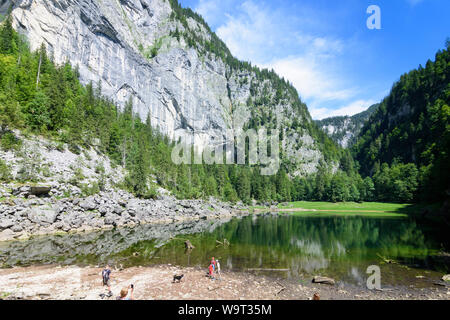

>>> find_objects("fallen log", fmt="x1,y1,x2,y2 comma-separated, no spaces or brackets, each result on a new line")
312,276,335,285
30,186,51,196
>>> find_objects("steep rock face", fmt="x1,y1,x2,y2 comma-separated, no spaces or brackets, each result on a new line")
315,104,379,148
5,0,229,146
2,0,329,175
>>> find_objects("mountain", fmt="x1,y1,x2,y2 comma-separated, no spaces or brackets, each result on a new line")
0,0,343,177
352,43,450,202
315,104,379,148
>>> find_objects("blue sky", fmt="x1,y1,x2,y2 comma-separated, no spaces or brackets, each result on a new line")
178,0,450,119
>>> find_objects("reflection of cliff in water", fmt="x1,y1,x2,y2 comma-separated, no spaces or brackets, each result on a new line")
0,217,234,267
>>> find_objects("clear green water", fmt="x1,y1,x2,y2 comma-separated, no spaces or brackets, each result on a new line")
1,214,448,288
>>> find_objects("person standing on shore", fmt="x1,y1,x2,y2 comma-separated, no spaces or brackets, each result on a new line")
102,264,113,296
208,263,214,279
210,257,217,272
216,259,221,280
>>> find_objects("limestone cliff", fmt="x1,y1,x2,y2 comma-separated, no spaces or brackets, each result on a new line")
1,0,338,175
315,104,379,148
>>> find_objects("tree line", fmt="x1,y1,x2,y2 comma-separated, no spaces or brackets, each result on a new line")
0,15,446,204
352,41,450,202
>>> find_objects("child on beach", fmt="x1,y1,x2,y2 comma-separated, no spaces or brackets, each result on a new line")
208,263,214,279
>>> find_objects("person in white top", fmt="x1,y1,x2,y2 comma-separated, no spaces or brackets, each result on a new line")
216,260,221,280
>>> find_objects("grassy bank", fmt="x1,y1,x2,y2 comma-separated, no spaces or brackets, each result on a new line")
278,201,409,212
250,201,444,218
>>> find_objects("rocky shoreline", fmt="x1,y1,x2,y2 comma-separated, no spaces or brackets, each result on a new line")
0,187,248,242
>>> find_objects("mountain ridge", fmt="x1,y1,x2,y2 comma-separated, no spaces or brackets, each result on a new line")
315,104,379,148
352,44,450,202
1,0,343,176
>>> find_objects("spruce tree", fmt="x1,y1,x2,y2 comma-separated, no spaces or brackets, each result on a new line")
0,15,17,54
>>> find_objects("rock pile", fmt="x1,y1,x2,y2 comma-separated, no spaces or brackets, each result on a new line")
0,188,247,242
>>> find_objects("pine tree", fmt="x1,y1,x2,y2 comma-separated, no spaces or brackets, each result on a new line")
236,168,251,204
0,15,17,54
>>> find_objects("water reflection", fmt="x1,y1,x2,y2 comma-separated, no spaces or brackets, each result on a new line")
0,213,448,286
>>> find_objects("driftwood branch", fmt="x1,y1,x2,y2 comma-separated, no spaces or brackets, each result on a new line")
247,268,289,272
216,238,230,247
275,281,286,296
376,253,397,264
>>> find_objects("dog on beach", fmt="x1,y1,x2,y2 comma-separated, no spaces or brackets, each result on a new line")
173,274,184,283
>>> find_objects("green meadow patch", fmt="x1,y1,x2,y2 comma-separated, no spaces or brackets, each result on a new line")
278,201,410,212
284,210,407,218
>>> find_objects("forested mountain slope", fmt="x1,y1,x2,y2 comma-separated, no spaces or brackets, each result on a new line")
0,7,349,204
0,0,344,177
315,104,379,148
352,43,450,202
2,1,447,206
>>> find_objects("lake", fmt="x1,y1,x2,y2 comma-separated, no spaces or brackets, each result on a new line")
1,213,448,288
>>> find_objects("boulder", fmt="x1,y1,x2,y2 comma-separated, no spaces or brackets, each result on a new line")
126,199,141,213
13,186,31,197
0,217,15,229
93,218,105,228
112,205,124,215
79,198,97,211
104,214,117,226
0,228,15,241
11,224,23,232
98,205,109,215
442,274,450,282
13,198,24,206
27,207,58,225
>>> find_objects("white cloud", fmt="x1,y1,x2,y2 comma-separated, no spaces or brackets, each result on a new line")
262,54,355,103
310,99,377,120
216,1,284,63
199,0,380,120
195,0,232,27
216,1,356,102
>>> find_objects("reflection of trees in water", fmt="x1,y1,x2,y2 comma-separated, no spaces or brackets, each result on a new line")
199,215,437,274
140,215,439,278
1,214,442,279
108,215,445,283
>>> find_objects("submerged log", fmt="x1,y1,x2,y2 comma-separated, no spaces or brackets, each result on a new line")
376,253,396,264
184,240,195,250
216,238,230,247
247,268,289,272
312,276,335,285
